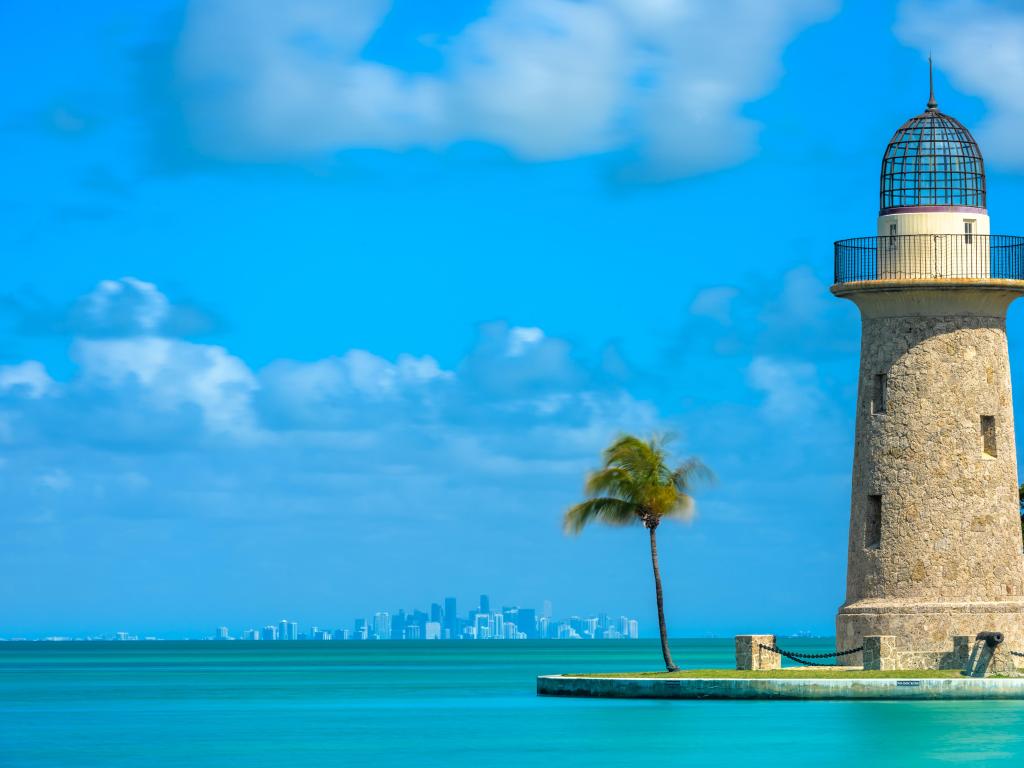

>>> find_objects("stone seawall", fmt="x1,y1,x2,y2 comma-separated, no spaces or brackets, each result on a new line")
537,675,1024,700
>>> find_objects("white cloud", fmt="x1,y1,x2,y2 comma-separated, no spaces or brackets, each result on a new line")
505,326,545,357
72,337,259,437
761,267,833,329
461,322,582,395
450,0,628,161
0,361,55,399
690,287,738,325
77,277,170,334
258,350,452,428
177,0,447,157
0,282,660,480
36,469,72,492
172,0,837,176
896,0,1024,168
746,355,825,421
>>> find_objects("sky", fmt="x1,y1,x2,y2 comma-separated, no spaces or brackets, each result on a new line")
3,0,1024,639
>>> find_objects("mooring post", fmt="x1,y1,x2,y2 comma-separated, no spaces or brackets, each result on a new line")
735,635,781,671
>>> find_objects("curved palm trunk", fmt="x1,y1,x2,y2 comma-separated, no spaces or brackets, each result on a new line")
648,524,678,671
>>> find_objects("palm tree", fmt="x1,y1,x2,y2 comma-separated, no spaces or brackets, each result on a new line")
564,434,712,672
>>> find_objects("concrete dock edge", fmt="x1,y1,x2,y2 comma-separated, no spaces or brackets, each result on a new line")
537,674,1024,700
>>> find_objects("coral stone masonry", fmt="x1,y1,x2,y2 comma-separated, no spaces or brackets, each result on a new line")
831,73,1024,669
735,635,781,671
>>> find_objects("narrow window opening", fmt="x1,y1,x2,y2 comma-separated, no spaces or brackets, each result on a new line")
865,495,882,550
872,373,887,414
982,415,997,457
964,219,975,245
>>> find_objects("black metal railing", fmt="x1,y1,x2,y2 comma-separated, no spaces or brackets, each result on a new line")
834,234,1024,284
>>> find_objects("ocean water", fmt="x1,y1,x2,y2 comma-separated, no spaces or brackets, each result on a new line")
3,638,1024,766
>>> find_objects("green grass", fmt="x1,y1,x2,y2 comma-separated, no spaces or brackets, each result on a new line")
566,668,964,680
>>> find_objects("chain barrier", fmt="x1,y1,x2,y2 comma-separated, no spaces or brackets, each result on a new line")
1009,650,1024,658
759,643,864,668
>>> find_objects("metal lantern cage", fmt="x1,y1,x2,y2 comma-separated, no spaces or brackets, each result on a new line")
879,110,986,212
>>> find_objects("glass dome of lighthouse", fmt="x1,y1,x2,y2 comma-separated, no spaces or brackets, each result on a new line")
879,63,985,214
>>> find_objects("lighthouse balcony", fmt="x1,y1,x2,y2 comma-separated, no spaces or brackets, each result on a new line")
834,234,1024,285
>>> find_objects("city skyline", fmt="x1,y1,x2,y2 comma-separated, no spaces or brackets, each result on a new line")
3,594,643,642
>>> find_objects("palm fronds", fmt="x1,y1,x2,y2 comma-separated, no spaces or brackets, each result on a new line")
564,433,711,532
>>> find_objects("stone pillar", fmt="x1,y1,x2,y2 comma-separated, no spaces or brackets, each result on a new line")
862,635,897,670
735,635,781,671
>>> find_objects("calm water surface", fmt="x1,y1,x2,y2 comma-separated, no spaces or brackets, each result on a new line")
3,639,1024,766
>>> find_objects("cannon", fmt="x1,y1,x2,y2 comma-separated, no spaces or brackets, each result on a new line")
976,631,1005,648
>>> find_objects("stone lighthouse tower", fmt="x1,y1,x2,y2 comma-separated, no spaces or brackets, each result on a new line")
833,66,1024,669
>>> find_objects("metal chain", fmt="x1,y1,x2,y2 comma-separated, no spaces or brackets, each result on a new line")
758,643,863,659
763,645,1024,664
758,643,864,668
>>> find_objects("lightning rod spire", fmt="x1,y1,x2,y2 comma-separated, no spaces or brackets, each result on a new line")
927,54,938,111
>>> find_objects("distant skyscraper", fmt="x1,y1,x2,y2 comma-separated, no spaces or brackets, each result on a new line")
602,625,621,639
354,618,368,640
479,594,490,615
424,622,441,640
444,597,457,639
627,620,639,640
430,603,442,623
373,612,391,640
492,612,504,639
288,621,298,640
517,609,537,639
557,623,579,640
242,628,258,641
410,610,428,640
262,625,278,641
278,620,289,640
542,600,552,619
216,626,229,640
473,613,491,640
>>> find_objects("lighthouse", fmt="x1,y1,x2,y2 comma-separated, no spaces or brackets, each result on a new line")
833,64,1024,669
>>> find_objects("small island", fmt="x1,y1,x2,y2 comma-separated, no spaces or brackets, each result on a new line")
544,67,1024,701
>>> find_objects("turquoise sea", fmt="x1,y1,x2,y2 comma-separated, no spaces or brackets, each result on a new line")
3,638,1024,766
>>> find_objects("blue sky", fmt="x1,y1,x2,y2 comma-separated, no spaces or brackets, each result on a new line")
3,0,1024,638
